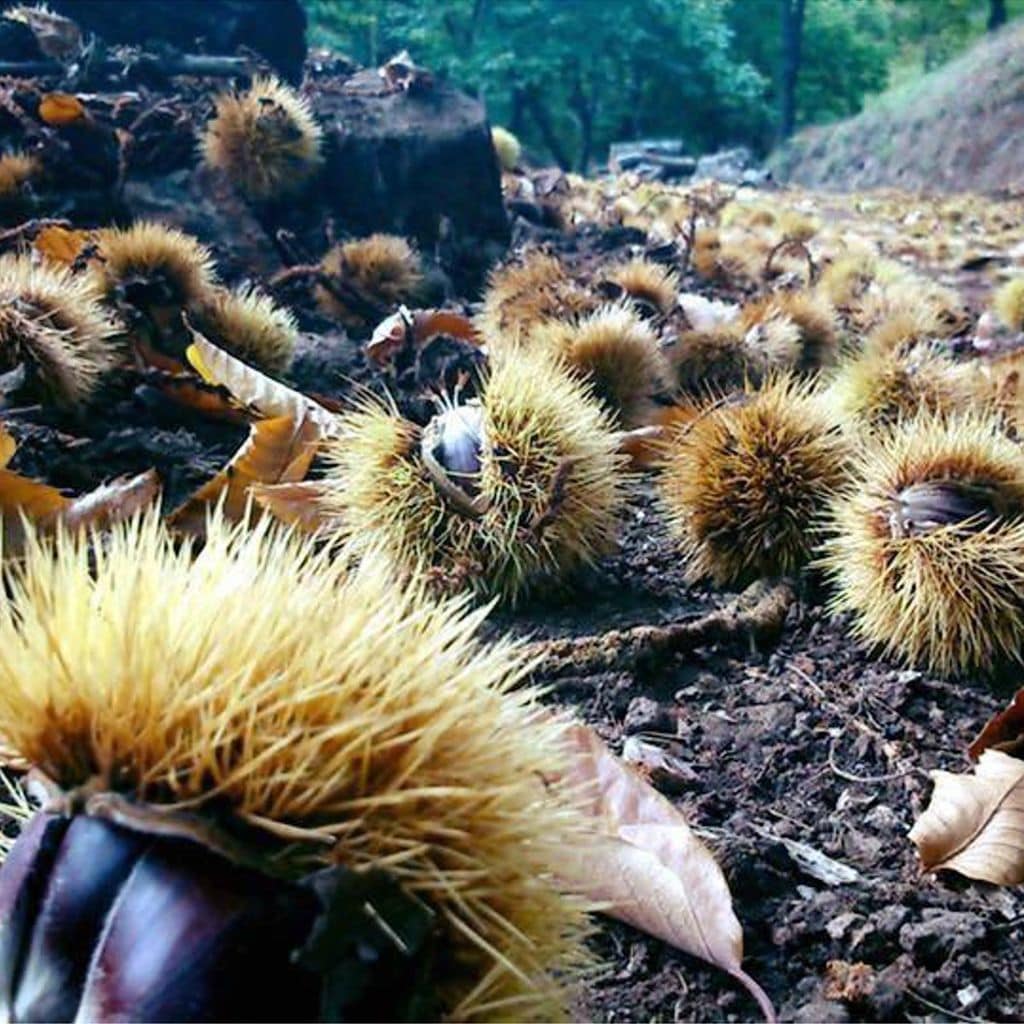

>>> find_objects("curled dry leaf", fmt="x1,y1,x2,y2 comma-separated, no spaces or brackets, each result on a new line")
39,92,87,126
366,307,481,365
185,319,340,439
558,723,776,1022
168,415,321,536
909,749,1024,885
251,480,336,534
0,467,160,557
969,688,1024,760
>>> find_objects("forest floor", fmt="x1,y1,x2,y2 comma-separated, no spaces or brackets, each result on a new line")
5,52,1024,1022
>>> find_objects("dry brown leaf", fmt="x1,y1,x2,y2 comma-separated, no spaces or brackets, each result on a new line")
909,749,1024,885
168,415,320,536
0,423,17,470
558,724,776,1021
251,480,337,534
33,225,91,265
185,320,339,438
39,92,87,127
366,307,481,365
969,688,1024,760
0,468,159,556
60,470,160,533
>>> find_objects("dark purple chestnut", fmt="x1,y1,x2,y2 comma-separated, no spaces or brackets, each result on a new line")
0,812,320,1023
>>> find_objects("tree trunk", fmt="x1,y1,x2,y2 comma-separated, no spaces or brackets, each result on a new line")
524,87,572,171
778,0,806,141
988,0,1008,31
569,76,594,173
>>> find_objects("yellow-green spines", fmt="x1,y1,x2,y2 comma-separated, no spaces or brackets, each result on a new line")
323,348,627,602
0,513,592,1020
201,76,323,202
91,221,217,307
822,413,1024,677
829,346,984,432
476,251,596,345
510,303,667,428
0,254,121,406
994,277,1024,332
193,283,298,374
315,234,423,329
491,125,522,172
660,375,849,585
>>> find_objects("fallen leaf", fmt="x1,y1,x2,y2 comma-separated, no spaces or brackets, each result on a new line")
185,319,339,439
39,92,87,127
0,468,159,556
60,469,160,533
366,307,481,365
969,688,1024,760
677,292,738,332
909,749,1024,885
33,225,90,265
0,423,16,469
558,724,776,1022
168,415,321,536
251,480,336,533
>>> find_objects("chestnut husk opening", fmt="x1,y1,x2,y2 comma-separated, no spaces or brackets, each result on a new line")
0,807,439,1023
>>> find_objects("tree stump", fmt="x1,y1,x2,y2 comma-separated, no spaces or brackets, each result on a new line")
312,70,509,253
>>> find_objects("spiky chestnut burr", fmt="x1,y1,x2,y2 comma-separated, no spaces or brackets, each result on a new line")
994,278,1024,332
738,290,841,373
201,76,323,202
828,346,985,432
501,303,668,428
0,255,121,406
0,152,39,206
491,125,522,172
192,283,299,374
603,258,680,318
0,514,592,1021
660,374,850,585
322,347,627,602
314,234,424,330
475,251,596,346
91,221,217,311
822,412,1024,676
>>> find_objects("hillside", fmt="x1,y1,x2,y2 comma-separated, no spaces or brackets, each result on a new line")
772,20,1024,192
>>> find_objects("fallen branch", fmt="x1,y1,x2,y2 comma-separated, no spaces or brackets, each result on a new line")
525,577,796,677
0,54,253,79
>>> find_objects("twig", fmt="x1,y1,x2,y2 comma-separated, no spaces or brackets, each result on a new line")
0,218,72,252
0,54,252,78
906,988,985,1024
825,736,915,784
525,577,796,677
764,237,817,284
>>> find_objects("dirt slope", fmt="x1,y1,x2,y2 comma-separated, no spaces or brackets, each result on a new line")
772,21,1024,193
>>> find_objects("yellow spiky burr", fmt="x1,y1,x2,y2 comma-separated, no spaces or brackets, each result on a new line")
201,75,323,202
660,374,850,586
822,412,1024,677
192,283,298,374
314,233,424,330
322,347,627,602
501,302,668,428
475,250,596,345
0,512,593,1021
0,254,121,406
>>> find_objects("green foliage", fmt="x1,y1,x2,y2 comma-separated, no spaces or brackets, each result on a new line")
303,0,1018,166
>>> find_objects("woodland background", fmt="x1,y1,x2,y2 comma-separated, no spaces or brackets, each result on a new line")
304,0,1023,172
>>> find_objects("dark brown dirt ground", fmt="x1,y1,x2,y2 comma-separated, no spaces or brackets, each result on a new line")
3,72,1024,1024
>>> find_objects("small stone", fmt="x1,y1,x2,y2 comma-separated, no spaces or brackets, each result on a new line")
957,984,981,1009
791,998,850,1023
826,912,864,941
622,696,674,735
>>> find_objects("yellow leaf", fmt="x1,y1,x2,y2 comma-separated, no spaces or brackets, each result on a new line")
251,480,336,533
909,749,1024,886
184,319,339,439
34,225,90,265
39,92,86,127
